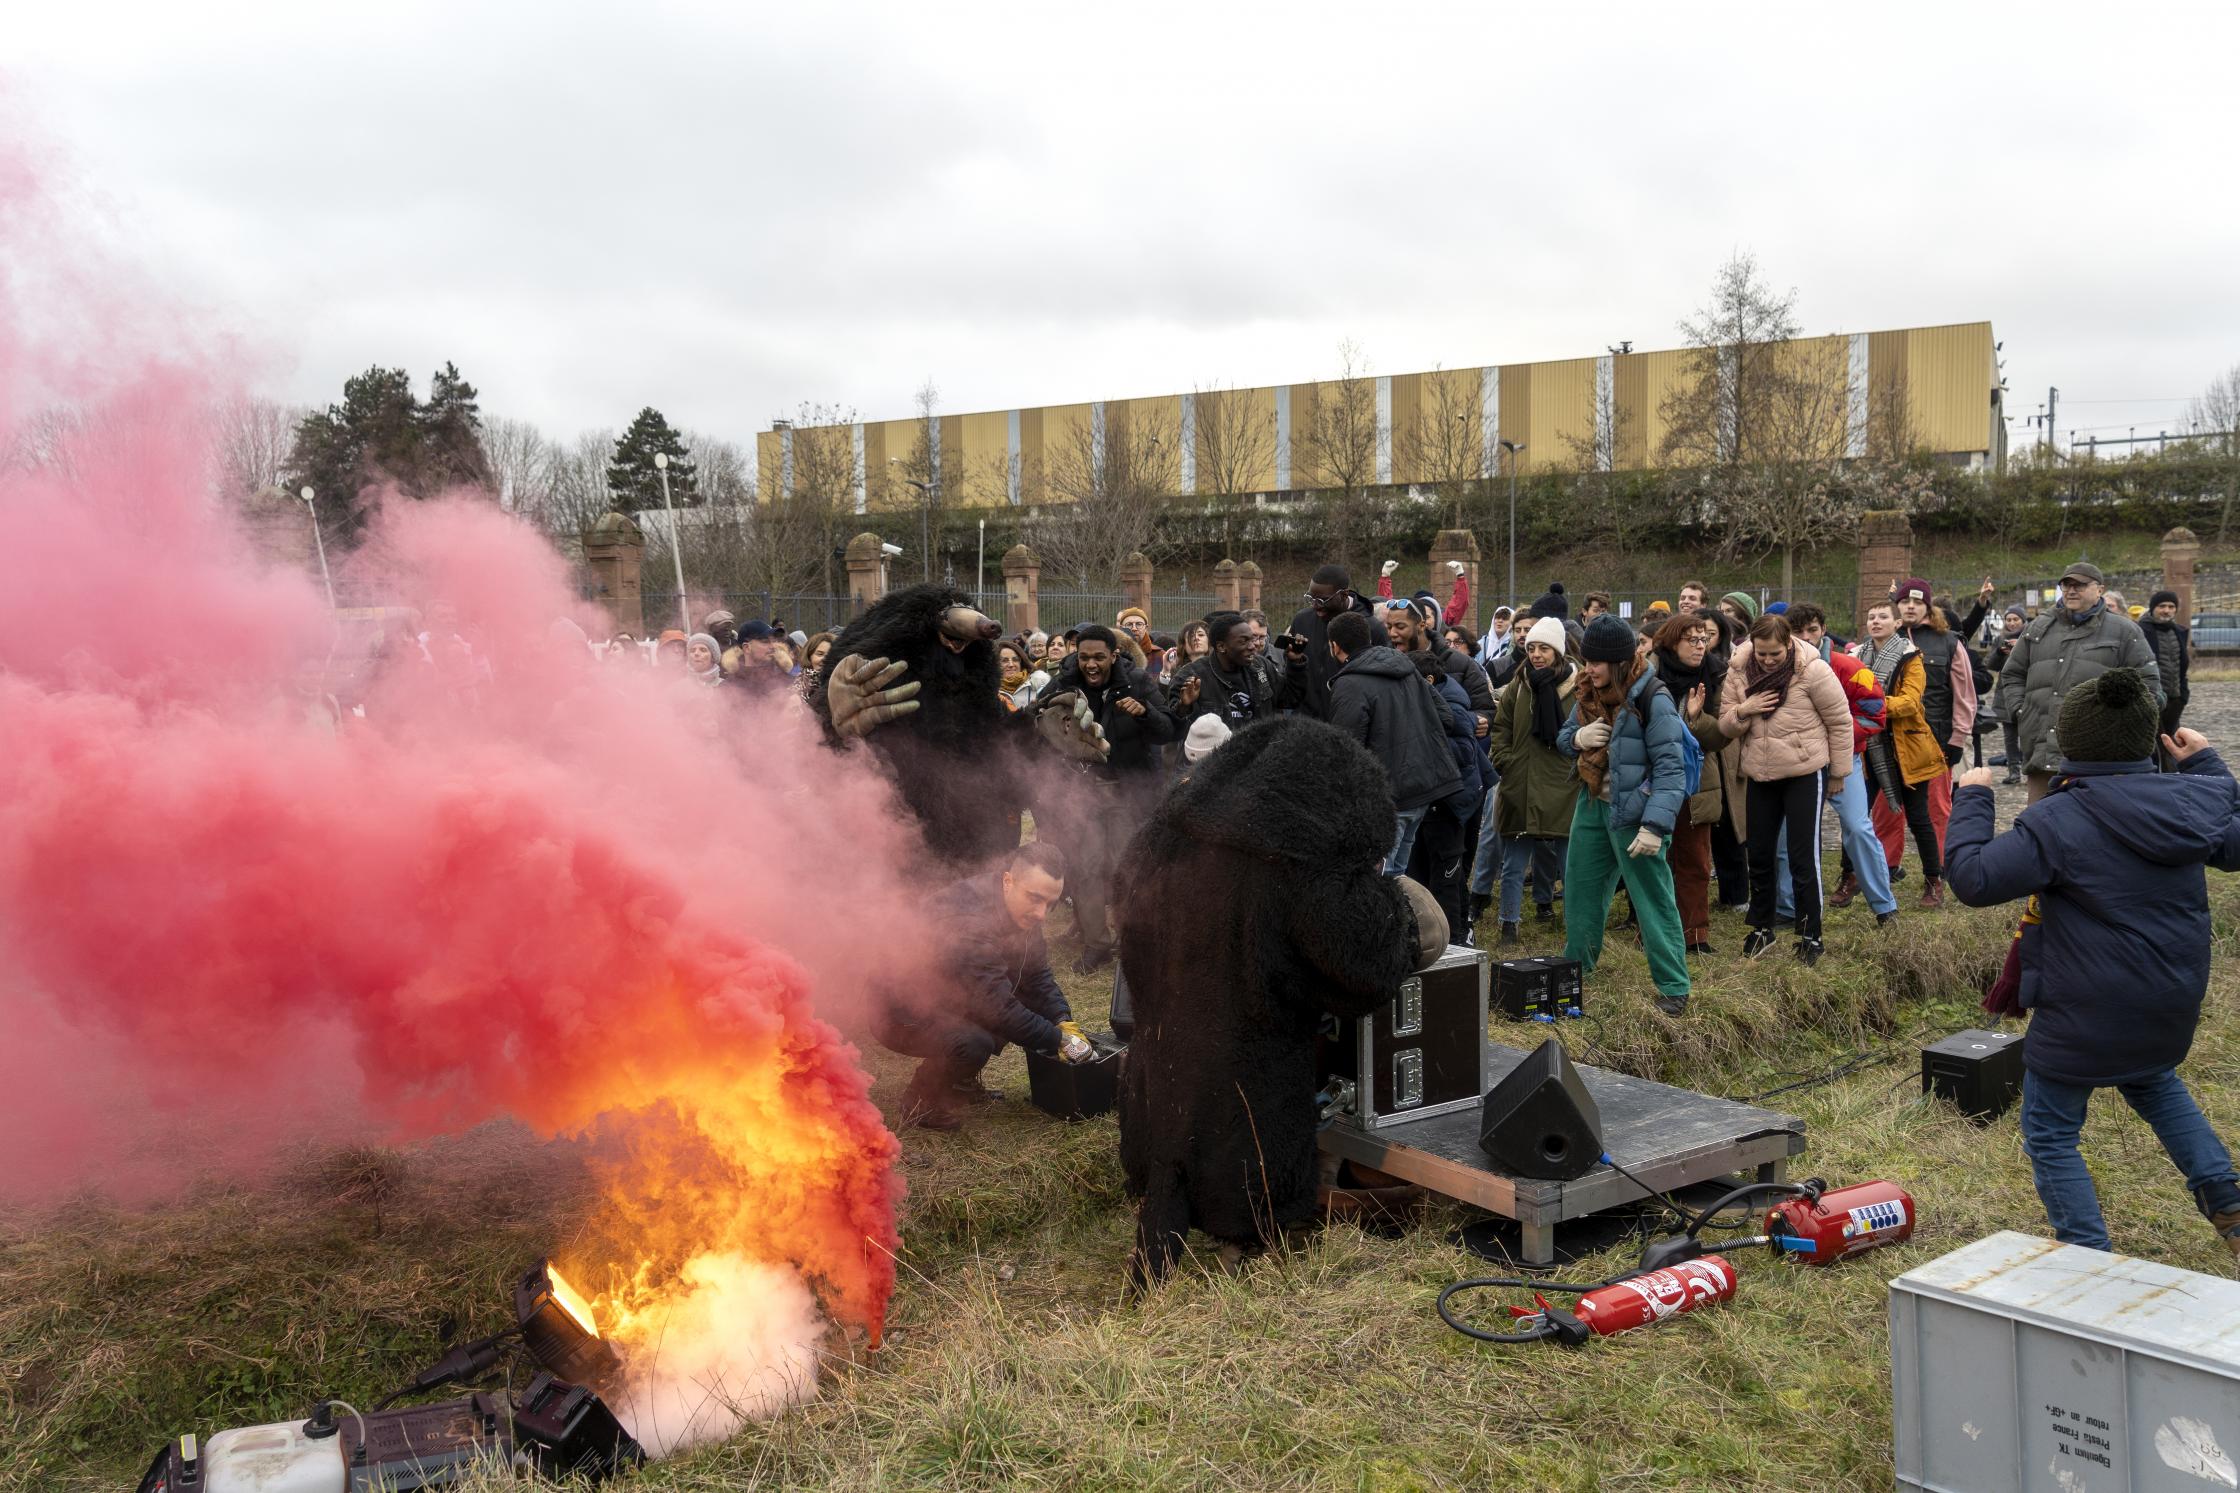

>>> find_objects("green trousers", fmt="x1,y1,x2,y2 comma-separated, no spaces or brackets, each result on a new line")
1563,795,1692,1003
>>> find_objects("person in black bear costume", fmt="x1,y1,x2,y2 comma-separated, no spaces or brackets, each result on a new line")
1114,714,1449,1286
809,583,1106,866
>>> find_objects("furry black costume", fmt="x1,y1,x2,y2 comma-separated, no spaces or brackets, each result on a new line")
1114,714,1441,1285
809,584,1024,866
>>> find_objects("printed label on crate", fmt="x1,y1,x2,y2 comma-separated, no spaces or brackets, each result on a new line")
1844,1200,1907,1239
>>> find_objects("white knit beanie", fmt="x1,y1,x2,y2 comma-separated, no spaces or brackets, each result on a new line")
1524,616,1569,653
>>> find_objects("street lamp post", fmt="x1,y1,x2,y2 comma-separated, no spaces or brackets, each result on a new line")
299,486,336,610
901,478,934,583
653,452,690,635
977,517,987,614
1498,439,1525,608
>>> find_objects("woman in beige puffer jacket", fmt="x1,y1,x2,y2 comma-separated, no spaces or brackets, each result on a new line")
1717,612,1853,964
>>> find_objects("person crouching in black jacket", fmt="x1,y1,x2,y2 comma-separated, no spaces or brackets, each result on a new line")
1034,625,1178,973
875,842,1090,1130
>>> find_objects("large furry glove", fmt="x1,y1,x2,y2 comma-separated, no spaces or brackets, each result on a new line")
1030,689,1111,762
827,654,921,738
1393,875,1450,970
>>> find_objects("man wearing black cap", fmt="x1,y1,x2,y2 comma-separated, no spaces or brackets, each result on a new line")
1998,561,2162,805
2143,590,2193,763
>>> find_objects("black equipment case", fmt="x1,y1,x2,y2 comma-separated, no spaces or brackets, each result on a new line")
1324,944,1491,1129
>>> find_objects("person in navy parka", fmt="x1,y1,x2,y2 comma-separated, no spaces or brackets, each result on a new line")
1946,667,2240,1256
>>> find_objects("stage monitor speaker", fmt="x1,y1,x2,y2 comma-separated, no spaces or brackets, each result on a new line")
1478,1038,1603,1181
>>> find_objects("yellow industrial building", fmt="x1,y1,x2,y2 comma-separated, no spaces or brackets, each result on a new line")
755,322,2001,511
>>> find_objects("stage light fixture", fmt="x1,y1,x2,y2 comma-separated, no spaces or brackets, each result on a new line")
515,1259,623,1392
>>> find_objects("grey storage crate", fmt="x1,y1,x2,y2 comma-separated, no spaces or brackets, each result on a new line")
1891,1230,2240,1492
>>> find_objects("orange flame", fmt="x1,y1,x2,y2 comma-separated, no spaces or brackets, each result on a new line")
477,911,901,1452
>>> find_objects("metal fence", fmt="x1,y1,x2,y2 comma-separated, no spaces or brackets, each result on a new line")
1035,591,1221,634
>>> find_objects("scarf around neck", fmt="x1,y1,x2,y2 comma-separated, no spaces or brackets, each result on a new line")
1526,660,1571,748
1743,643,1796,709
1858,632,1915,691
1574,661,1637,798
1653,646,1720,713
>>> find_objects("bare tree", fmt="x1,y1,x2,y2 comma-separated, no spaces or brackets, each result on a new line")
481,415,559,515
2186,363,2240,541
1299,339,1386,568
1032,399,1178,590
1,404,86,481
211,395,302,501
1191,382,1277,555
740,405,856,600
1709,337,1864,598
533,428,619,542
1395,367,1486,530
890,380,947,581
1659,252,1803,468
1559,375,1639,555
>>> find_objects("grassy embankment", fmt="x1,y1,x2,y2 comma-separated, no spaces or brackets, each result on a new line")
12,854,2240,1491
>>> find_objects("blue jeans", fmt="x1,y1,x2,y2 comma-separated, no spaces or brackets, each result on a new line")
1470,781,1502,896
2021,1068,2239,1251
1776,758,1896,919
1499,837,1566,925
1385,805,1428,876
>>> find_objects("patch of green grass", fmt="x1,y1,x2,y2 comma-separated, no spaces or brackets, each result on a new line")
13,870,2240,1492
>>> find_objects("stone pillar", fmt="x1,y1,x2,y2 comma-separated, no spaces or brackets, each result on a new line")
580,510,646,638
1001,542,1041,636
1428,529,1483,632
1211,558,1240,613
845,531,890,616
1238,561,1263,614
1856,511,1915,636
2162,526,2201,623
1119,551,1153,619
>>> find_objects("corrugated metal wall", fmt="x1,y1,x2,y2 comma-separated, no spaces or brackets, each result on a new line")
754,322,1997,502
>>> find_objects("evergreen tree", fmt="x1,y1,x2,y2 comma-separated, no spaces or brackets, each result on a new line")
606,406,698,510
417,360,493,493
280,362,493,546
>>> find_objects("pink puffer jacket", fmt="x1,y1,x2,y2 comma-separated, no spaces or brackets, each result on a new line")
1717,642,1853,783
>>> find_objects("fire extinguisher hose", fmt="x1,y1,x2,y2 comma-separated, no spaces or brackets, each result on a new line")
1435,1271,1635,1343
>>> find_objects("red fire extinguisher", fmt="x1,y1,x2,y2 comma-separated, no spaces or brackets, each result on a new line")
1571,1256,1739,1334
1439,1256,1739,1345
1763,1180,1916,1264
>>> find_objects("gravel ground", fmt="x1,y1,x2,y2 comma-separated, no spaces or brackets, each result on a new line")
1972,676,2233,832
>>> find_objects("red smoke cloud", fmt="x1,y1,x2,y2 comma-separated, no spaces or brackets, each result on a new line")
0,115,928,1445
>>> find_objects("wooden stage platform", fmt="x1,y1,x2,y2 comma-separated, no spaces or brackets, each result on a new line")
1319,1040,1806,1265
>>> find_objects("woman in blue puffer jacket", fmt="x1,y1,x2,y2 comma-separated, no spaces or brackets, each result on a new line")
1558,615,1693,1015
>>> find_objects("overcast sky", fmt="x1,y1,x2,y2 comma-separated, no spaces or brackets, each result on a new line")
12,2,2238,454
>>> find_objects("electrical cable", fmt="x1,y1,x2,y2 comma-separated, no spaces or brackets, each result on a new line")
1682,1180,1817,1238
370,1324,524,1411
1597,1150,1694,1231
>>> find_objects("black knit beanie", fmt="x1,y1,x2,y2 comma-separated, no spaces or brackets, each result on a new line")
2150,590,2180,611
2056,668,2160,763
1531,582,1569,620
1582,614,1637,663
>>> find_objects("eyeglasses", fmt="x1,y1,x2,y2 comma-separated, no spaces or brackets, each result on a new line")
2058,578,2093,590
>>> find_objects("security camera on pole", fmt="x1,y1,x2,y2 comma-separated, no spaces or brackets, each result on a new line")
653,452,690,637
